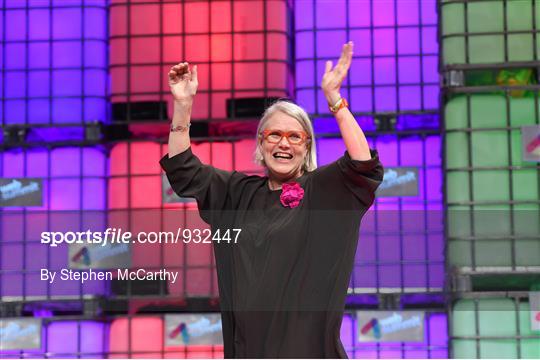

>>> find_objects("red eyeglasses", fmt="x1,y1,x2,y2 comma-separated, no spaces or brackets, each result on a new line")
259,129,311,145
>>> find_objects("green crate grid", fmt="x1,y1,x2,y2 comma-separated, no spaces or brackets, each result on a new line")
444,93,540,272
449,293,540,358
441,0,540,65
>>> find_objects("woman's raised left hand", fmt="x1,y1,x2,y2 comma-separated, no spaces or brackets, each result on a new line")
321,41,353,106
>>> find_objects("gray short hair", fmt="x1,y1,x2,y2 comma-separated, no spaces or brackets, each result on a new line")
254,100,317,172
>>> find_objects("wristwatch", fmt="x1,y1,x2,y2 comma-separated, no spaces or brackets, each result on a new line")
329,97,348,113
170,122,191,133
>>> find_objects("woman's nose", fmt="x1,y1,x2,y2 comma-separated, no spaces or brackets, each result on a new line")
278,136,291,147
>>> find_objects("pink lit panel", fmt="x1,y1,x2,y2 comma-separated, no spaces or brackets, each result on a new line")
109,1,291,120
108,141,240,209
109,317,164,358
109,141,257,298
232,138,265,175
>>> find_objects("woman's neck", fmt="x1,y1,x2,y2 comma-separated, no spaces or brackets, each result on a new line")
267,171,303,190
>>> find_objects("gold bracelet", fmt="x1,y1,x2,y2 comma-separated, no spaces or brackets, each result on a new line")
170,122,191,133
329,97,349,113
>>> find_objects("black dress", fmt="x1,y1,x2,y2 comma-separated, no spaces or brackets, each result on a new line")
160,147,383,358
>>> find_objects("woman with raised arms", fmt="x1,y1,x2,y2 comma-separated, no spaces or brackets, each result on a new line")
160,41,383,358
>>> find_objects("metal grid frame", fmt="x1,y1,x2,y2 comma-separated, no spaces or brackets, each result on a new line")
440,0,540,66
439,0,540,357
447,291,540,359
439,1,540,281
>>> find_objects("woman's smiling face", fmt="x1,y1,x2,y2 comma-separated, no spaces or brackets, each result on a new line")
260,111,309,182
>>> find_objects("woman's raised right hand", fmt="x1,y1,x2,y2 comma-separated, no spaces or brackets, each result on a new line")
168,62,198,102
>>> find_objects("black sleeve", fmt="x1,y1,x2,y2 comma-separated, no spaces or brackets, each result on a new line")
337,149,384,207
312,149,383,208
159,147,238,224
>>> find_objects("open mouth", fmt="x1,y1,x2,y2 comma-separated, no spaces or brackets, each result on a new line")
273,152,293,160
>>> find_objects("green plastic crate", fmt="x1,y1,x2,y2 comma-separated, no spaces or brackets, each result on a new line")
452,298,540,358
445,94,540,271
441,0,540,64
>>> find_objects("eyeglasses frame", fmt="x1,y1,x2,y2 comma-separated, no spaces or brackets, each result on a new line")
259,129,312,146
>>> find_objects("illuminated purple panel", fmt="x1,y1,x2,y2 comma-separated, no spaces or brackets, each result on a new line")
350,88,374,114
340,313,355,358
29,8,50,41
0,148,106,210
373,0,395,27
374,29,395,56
294,0,313,30
378,87,400,113
315,1,346,29
399,58,421,84
296,60,314,91
316,31,347,58
2,1,108,126
316,136,443,292
295,0,438,114
423,27,438,54
340,312,448,358
0,147,108,299
47,321,107,358
399,86,422,111
397,1,419,25
1,215,109,298
296,90,316,114
349,1,370,27
421,0,438,26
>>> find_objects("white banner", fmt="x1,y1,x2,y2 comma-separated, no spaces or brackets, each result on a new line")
0,178,43,207
0,318,42,351
357,310,424,342
162,175,196,203
164,314,223,346
377,167,419,197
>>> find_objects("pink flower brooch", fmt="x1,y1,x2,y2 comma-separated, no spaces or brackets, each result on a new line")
280,182,304,209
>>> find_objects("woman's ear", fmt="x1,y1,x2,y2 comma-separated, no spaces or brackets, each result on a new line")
254,143,265,166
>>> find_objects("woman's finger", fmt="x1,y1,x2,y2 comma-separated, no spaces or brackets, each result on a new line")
173,62,188,74
191,64,198,83
339,42,352,65
345,42,353,70
336,43,348,68
324,60,332,74
333,42,353,77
